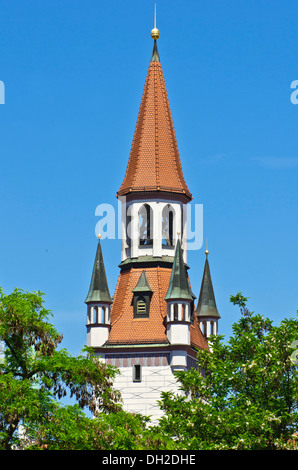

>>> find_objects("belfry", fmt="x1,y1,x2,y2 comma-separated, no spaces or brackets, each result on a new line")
85,13,220,421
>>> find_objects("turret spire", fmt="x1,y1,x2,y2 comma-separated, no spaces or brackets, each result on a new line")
197,246,220,319
85,238,112,304
165,239,196,301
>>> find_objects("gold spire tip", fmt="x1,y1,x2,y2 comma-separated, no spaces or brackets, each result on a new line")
205,238,209,255
151,4,160,40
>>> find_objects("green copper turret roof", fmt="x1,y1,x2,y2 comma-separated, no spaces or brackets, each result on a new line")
165,239,196,301
196,252,220,318
85,238,112,304
132,270,153,293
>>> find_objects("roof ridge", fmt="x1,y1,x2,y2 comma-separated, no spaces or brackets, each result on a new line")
131,77,148,190
154,64,160,189
119,66,149,193
156,266,165,321
110,270,131,326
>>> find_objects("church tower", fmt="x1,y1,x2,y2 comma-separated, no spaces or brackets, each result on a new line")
85,14,219,421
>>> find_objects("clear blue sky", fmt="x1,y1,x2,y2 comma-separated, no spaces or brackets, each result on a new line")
0,0,298,356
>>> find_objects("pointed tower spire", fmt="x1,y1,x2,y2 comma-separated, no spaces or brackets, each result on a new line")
117,9,191,200
85,236,112,304
165,239,195,301
197,245,220,339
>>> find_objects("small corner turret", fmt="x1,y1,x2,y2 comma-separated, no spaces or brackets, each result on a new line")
165,239,196,368
85,235,112,348
196,245,220,340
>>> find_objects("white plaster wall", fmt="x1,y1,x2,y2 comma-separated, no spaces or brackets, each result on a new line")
166,323,190,346
86,326,109,348
95,351,199,423
112,363,181,422
170,349,188,368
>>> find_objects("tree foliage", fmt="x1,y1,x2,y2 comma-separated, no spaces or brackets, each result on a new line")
0,287,121,449
25,406,174,450
158,293,298,449
1,287,298,450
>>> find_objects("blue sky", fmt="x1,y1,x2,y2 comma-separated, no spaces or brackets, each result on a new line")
0,0,298,356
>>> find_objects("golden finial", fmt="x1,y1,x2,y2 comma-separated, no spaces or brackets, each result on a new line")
205,238,209,256
151,4,160,40
97,231,102,240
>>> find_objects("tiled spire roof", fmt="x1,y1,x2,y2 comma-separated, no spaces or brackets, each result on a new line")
196,251,220,319
117,39,192,200
85,238,112,304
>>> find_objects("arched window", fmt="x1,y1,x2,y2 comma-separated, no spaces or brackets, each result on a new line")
182,304,186,321
126,205,132,247
93,306,98,324
101,307,106,324
202,321,207,337
210,321,214,336
162,204,174,246
139,204,153,245
174,303,178,321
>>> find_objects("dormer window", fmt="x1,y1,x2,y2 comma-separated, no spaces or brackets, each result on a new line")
134,294,150,318
132,270,152,318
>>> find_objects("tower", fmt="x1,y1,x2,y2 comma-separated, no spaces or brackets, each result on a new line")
85,14,219,421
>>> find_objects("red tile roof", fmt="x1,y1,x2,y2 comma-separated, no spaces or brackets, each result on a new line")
108,266,208,351
117,59,192,200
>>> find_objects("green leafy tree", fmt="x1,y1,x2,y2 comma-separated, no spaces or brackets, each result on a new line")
0,287,122,449
158,293,298,449
26,406,175,450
